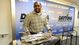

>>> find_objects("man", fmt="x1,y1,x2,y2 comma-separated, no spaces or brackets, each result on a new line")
23,2,61,45
23,2,51,35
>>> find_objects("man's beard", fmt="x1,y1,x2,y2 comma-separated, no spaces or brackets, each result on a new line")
34,9,41,13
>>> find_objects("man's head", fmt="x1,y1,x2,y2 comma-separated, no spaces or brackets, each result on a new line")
34,2,42,13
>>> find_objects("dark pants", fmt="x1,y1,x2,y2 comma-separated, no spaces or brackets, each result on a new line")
30,32,38,34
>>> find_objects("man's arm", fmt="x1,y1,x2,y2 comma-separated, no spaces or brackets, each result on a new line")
44,15,52,37
23,15,31,35
44,15,52,32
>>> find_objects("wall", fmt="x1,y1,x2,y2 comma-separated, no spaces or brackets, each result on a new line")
0,0,12,45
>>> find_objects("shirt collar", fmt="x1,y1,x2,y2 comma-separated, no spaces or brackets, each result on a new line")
33,11,42,16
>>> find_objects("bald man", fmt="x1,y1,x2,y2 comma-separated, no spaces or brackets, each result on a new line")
23,2,51,35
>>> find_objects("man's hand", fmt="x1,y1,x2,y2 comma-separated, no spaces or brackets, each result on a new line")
48,29,52,33
48,29,52,36
27,31,31,35
23,31,31,36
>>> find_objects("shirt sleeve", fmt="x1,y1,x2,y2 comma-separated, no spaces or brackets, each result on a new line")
44,15,51,30
23,14,30,32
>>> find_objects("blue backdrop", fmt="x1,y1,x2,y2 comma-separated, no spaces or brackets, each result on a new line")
15,0,75,39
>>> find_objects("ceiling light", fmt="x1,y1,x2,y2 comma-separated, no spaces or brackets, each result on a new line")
19,0,29,2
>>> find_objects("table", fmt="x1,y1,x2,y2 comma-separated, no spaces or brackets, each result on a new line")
21,33,59,45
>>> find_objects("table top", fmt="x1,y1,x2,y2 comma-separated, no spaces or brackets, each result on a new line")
21,35,59,45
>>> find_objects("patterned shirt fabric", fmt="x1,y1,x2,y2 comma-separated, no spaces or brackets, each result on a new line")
23,11,50,33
